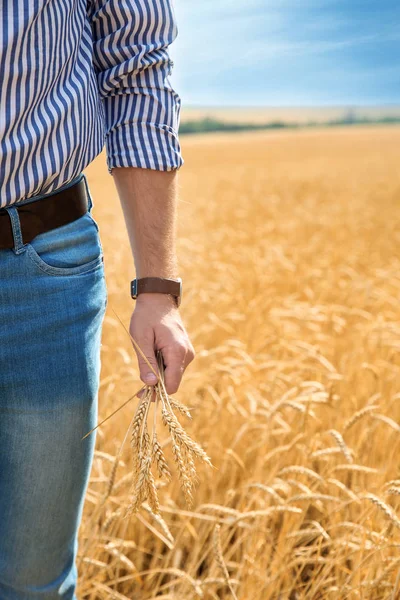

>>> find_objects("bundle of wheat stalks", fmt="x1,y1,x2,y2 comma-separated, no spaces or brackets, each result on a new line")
125,349,213,518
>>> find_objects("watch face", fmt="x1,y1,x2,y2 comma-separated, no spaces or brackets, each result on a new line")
131,279,137,298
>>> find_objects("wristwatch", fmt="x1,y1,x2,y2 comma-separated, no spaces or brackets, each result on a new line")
131,277,182,307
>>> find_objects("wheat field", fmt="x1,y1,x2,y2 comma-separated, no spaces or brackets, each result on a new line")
78,125,400,599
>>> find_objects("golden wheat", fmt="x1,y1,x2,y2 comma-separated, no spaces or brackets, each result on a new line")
77,125,400,599
123,351,213,518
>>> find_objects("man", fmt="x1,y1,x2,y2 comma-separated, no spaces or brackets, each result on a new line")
0,0,194,598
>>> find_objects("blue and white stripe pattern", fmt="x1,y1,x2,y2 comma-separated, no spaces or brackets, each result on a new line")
0,0,184,208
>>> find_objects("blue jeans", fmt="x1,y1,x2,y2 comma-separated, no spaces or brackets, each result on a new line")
0,174,108,599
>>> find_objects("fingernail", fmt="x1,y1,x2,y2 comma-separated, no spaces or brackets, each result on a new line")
145,373,158,384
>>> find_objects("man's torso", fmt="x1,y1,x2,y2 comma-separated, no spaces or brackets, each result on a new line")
0,1,105,208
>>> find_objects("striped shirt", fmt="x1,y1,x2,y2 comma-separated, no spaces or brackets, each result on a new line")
0,0,184,208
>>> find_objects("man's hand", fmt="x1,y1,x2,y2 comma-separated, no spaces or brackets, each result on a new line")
130,294,195,395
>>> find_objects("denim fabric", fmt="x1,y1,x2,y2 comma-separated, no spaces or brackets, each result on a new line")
0,174,108,599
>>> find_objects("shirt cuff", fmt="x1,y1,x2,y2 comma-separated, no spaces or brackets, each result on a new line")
105,120,184,174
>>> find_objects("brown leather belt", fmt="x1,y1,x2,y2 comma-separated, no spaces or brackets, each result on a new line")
0,177,89,250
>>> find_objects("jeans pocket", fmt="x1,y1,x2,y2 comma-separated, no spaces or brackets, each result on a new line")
26,211,104,277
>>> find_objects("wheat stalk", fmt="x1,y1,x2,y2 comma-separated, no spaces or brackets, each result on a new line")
124,350,213,517
363,493,400,529
212,524,239,600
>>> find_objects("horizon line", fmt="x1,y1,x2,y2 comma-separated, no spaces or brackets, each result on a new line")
182,103,400,110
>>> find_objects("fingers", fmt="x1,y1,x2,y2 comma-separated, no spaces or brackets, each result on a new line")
130,306,195,397
131,328,159,387
162,340,195,395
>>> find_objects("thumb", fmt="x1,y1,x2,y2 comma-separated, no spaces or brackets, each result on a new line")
133,333,159,386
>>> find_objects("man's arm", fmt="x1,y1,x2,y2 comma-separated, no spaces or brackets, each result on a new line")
88,0,194,392
113,168,178,279
112,166,194,394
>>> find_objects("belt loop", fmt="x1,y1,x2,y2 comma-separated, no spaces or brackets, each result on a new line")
4,206,26,254
81,173,93,212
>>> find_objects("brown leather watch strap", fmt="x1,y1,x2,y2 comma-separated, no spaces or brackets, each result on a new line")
131,277,182,307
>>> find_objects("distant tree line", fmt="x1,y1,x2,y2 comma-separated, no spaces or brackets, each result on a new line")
179,115,400,135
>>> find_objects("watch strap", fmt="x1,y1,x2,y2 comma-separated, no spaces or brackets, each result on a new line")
131,277,182,306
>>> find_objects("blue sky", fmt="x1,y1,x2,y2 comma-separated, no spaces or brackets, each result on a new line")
169,0,400,107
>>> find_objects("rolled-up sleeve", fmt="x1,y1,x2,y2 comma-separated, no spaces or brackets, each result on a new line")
88,0,184,173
